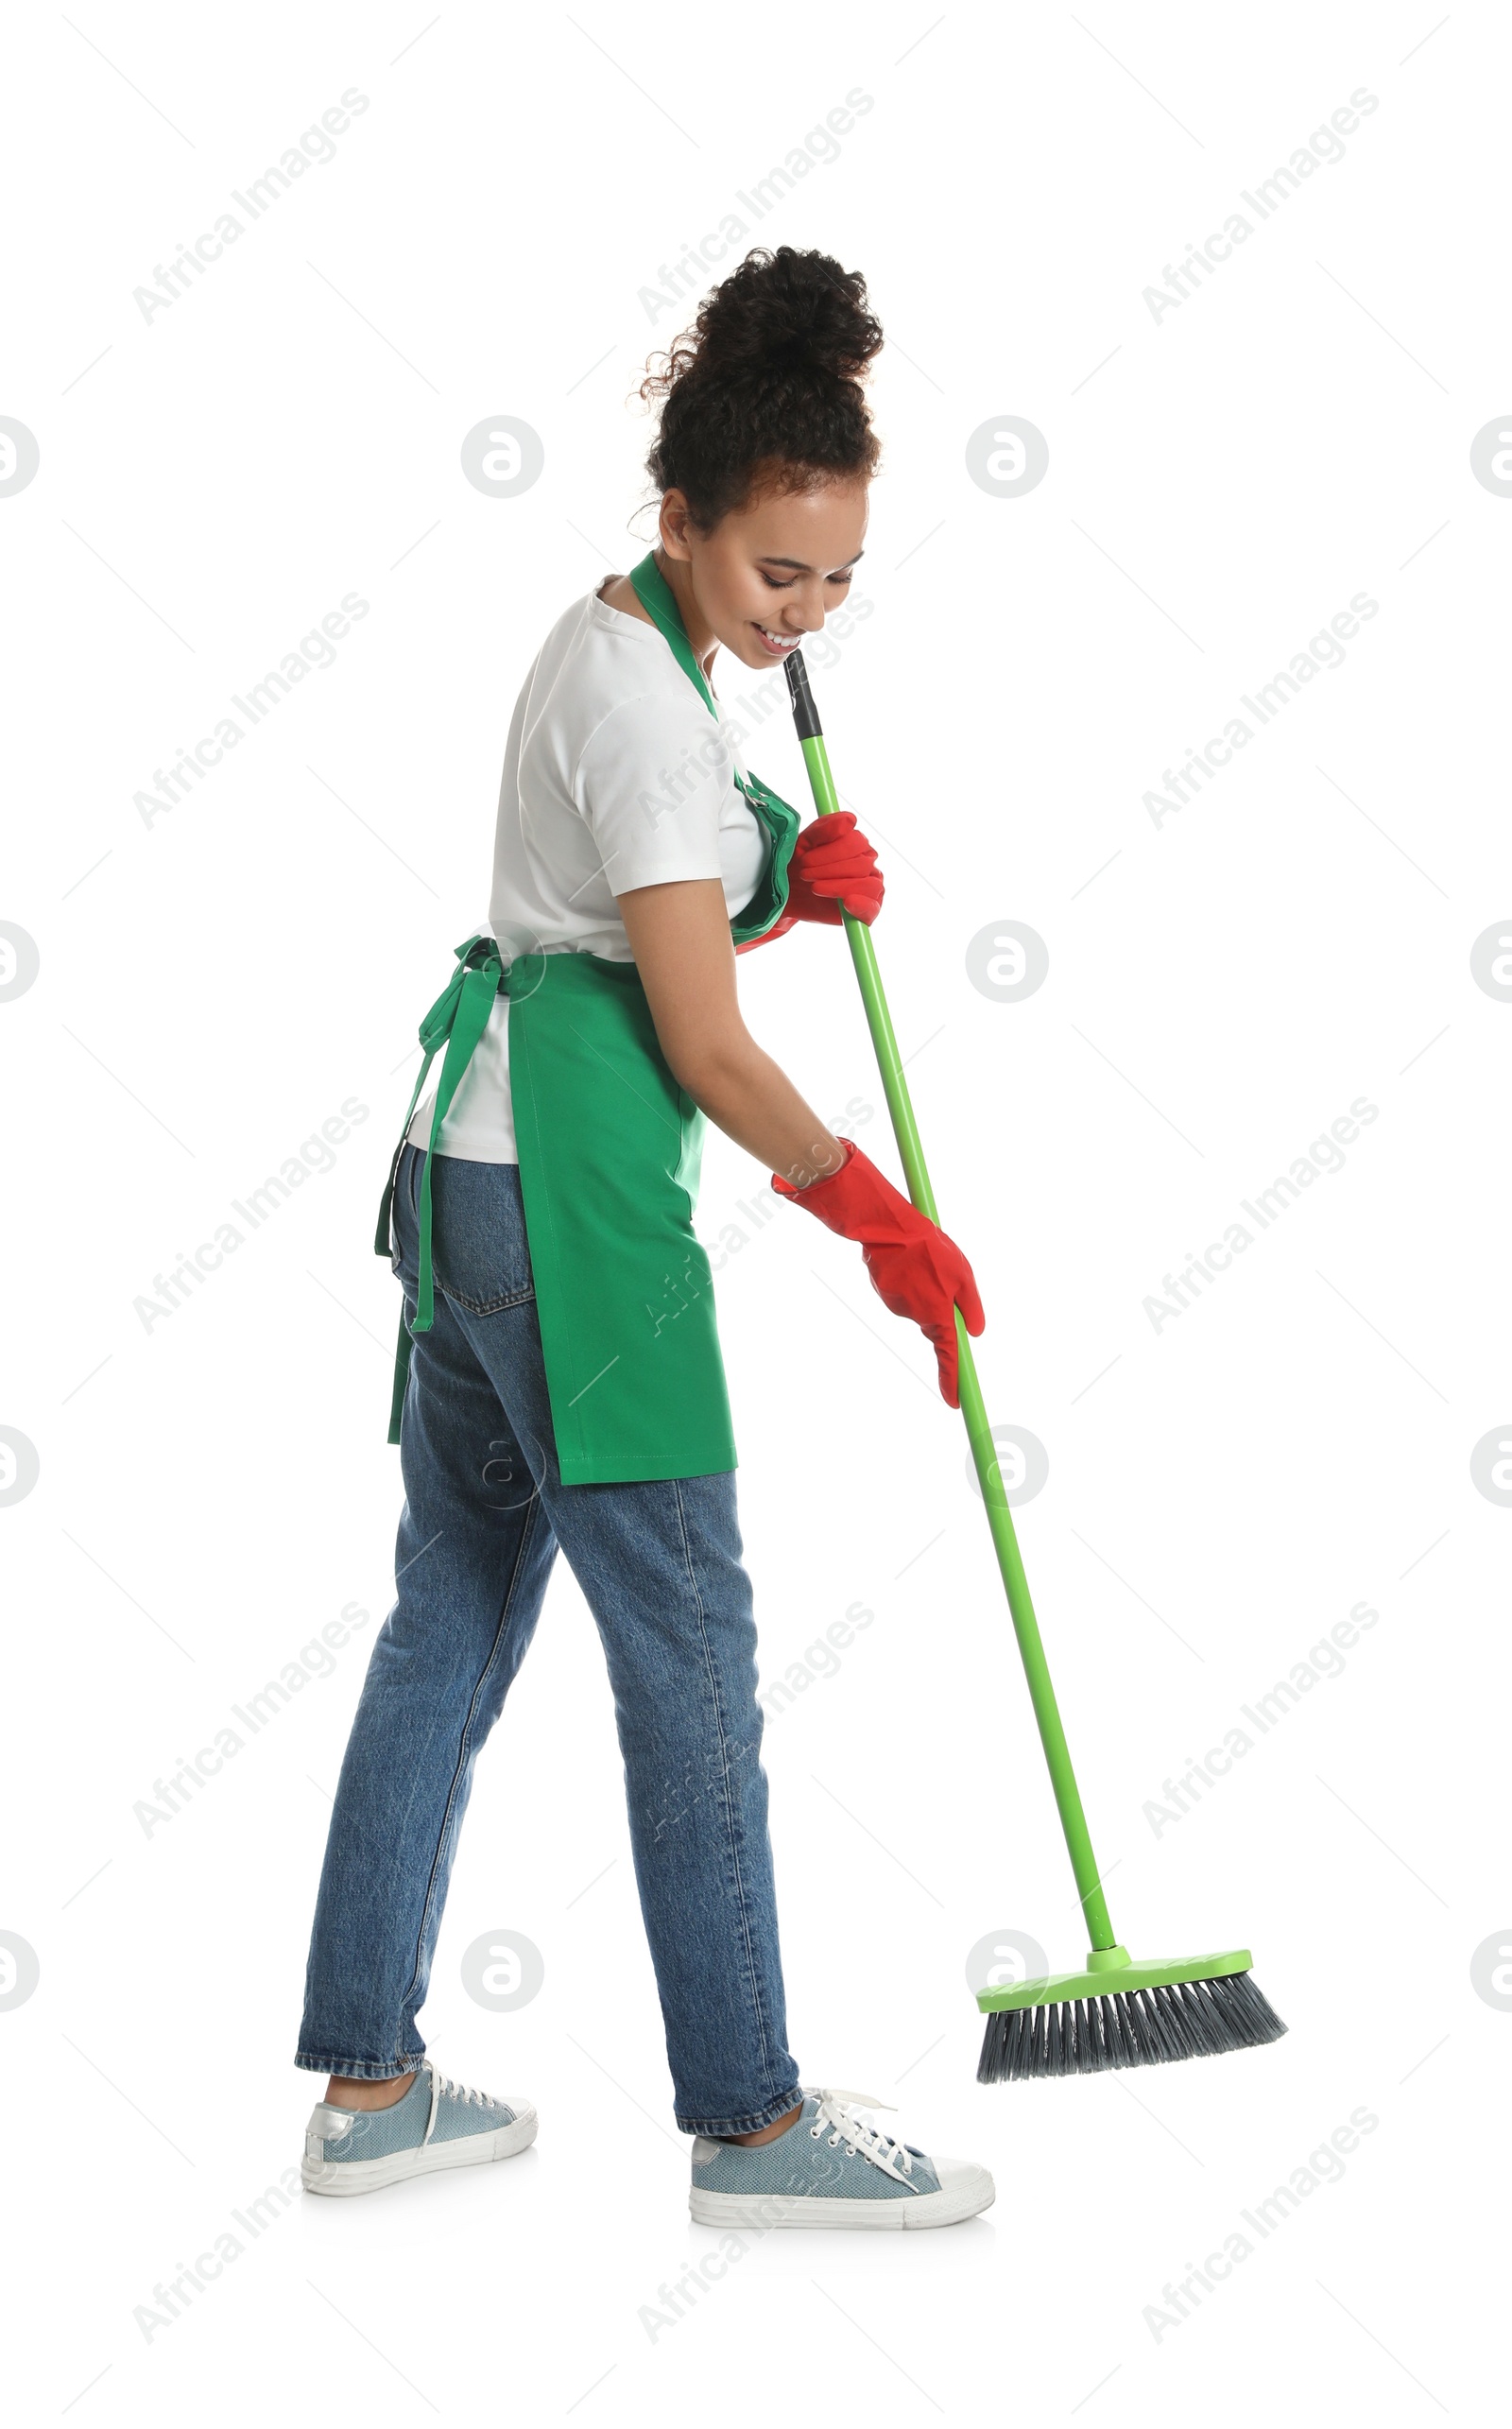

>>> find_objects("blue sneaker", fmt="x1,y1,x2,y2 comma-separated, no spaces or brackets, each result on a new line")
301,2060,537,2197
689,2087,993,2231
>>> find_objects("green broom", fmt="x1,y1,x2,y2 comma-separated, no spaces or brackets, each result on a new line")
781,649,1286,2083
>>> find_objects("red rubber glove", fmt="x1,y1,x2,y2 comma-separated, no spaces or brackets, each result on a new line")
734,813,884,956
772,1139,985,1407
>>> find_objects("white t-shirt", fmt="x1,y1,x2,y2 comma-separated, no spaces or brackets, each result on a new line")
406,578,766,1163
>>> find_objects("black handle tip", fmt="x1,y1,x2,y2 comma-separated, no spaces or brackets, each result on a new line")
784,650,823,740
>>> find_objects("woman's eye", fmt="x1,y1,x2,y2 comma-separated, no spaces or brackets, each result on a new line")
759,570,854,590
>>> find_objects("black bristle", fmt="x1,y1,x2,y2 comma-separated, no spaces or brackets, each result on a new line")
1031,2003,1050,2077
1156,1984,1204,2060
1088,1997,1113,2073
1076,1999,1102,2074
1014,2009,1035,2081
1103,1990,1135,2071
1006,2010,1029,2081
977,1970,1287,2084
1047,2000,1067,2076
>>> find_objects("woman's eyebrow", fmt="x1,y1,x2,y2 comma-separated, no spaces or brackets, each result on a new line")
758,549,866,573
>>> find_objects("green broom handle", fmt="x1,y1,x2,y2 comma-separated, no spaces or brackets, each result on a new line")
783,656,1118,1955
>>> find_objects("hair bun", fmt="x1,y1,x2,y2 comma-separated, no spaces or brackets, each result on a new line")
683,246,882,388
637,245,883,531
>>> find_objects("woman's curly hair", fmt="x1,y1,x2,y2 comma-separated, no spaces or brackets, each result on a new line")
638,246,883,531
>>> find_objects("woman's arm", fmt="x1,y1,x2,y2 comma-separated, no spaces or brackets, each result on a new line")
620,872,986,1404
615,878,845,1192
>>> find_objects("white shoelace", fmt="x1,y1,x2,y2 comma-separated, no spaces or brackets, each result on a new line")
420,2064,500,2147
435,2070,492,2110
806,2087,916,2180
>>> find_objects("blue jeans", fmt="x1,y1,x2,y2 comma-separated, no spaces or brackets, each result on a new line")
296,1142,800,2136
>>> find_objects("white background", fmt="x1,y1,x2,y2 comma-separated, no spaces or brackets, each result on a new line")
2,3,1504,2420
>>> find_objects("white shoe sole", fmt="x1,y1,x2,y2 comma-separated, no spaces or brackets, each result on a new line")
690,2165,994,2232
301,2103,538,2197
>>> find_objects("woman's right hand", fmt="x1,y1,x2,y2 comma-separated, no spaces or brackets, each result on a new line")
772,1140,985,1407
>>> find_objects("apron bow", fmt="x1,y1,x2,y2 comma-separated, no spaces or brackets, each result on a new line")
375,932,507,1438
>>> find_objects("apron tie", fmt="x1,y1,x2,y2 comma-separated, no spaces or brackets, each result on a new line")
376,932,506,1440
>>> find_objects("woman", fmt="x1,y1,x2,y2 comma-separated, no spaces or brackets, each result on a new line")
295,246,994,2230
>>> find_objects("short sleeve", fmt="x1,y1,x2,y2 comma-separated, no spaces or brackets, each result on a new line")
575,693,743,897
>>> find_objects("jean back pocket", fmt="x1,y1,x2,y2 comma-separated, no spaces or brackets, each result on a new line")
392,1142,536,1313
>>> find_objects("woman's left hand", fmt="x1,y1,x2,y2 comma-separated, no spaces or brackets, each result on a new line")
733,811,885,955
786,809,885,926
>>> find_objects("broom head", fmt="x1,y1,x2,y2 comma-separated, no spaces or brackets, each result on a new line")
977,1946,1286,2083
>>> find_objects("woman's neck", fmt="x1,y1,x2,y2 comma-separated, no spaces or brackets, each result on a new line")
654,546,718,679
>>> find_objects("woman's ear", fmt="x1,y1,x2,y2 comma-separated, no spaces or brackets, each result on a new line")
659,492,695,561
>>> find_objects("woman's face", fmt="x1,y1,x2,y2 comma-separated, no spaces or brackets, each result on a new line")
665,477,870,670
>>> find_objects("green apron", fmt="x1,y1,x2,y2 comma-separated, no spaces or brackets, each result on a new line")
374,548,801,1484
